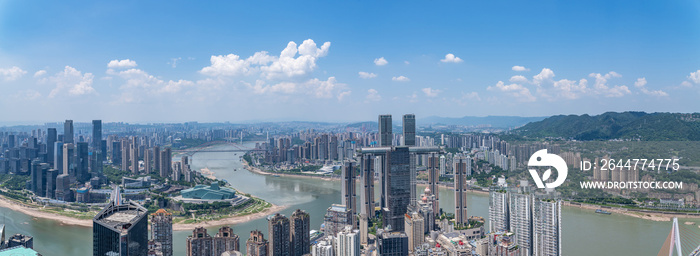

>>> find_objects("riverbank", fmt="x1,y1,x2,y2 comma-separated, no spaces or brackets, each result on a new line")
242,160,339,181
563,201,700,222
0,194,286,230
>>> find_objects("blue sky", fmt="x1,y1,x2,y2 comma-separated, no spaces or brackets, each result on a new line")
1,1,699,123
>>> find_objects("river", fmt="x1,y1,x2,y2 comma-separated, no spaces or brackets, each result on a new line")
1,142,699,255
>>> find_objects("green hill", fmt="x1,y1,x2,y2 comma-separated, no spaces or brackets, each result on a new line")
514,112,700,141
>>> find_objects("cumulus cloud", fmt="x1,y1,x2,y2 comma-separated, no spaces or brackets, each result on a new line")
440,53,463,63
588,72,630,97
512,66,530,72
392,76,410,82
366,89,381,101
422,87,441,97
34,70,47,78
634,77,668,97
684,70,700,86
552,79,588,99
374,57,388,66
107,59,138,69
0,66,27,81
48,66,96,98
509,75,528,83
113,68,194,102
634,77,647,87
200,39,330,80
359,72,377,79
487,81,536,102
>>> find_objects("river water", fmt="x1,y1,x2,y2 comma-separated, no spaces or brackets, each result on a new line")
2,142,699,255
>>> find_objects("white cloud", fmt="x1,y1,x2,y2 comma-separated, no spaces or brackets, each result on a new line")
247,77,347,100
461,91,481,101
107,59,137,69
487,81,536,102
552,79,588,99
366,89,381,102
0,66,27,81
358,72,377,79
113,68,194,102
392,76,410,82
33,70,47,78
533,68,555,85
687,70,700,85
512,66,530,72
48,66,96,98
681,81,693,87
509,75,528,83
440,53,463,63
422,87,441,97
374,57,388,66
169,57,182,68
200,39,330,80
13,90,41,100
634,77,668,97
588,71,629,97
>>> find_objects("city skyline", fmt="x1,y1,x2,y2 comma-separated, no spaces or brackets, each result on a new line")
1,1,700,123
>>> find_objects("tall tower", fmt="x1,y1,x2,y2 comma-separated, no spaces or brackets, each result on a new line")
453,154,470,227
75,142,89,182
93,197,148,256
360,155,375,219
121,138,130,172
509,183,533,256
341,161,357,228
267,213,290,256
47,128,57,167
64,120,74,144
489,187,509,233
384,147,411,232
533,196,561,256
92,120,103,174
378,115,392,147
290,209,310,256
427,153,440,214
62,143,74,177
402,114,415,146
151,209,173,256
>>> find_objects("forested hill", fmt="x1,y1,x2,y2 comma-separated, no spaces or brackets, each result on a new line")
513,112,700,141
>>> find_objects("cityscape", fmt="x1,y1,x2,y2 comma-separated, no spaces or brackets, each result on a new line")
1,1,700,256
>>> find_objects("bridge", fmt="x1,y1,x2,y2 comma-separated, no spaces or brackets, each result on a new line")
659,218,700,256
172,141,266,155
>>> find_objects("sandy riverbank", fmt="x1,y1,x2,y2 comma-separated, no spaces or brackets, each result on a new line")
562,201,700,222
242,161,339,181
0,195,286,230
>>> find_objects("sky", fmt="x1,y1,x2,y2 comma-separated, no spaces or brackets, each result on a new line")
1,1,700,123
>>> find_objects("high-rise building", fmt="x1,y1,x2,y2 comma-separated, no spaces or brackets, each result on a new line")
62,143,74,178
159,148,171,178
30,161,48,197
402,114,415,146
55,174,72,202
384,147,411,231
509,183,533,256
378,115,392,147
144,148,152,174
47,128,57,167
45,169,59,199
153,146,161,173
324,204,352,237
311,237,333,256
489,187,509,233
404,211,424,253
186,227,213,256
64,120,74,144
268,213,290,256
376,230,408,256
336,226,359,256
121,139,130,172
92,120,103,174
151,209,173,256
290,209,310,256
341,162,356,229
93,192,148,256
427,153,440,214
214,226,240,256
246,230,268,256
453,154,469,227
76,142,89,182
533,196,561,256
360,155,374,219
131,142,138,174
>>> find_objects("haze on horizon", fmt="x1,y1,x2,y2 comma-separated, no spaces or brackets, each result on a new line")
1,1,699,123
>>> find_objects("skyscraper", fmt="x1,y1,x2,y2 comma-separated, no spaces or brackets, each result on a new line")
246,230,268,256
509,184,533,256
489,187,509,233
76,142,89,182
324,204,352,237
92,120,103,174
144,148,152,174
336,225,360,256
159,147,171,178
267,213,290,256
404,211,424,253
360,155,375,219
213,226,240,256
533,196,561,256
427,152,440,214
384,146,411,231
341,162,356,229
131,141,139,174
151,209,173,256
47,128,57,167
153,146,161,172
453,154,469,226
402,114,415,146
378,115,392,147
62,143,74,178
30,162,48,197
121,139,130,172
64,120,74,144
186,227,213,256
45,169,58,199
93,193,148,256
376,230,408,256
290,209,310,256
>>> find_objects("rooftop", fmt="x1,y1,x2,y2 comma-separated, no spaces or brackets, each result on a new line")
93,201,147,232
0,246,41,256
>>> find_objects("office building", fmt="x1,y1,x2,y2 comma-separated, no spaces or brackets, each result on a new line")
186,227,213,256
55,174,72,202
336,226,359,256
246,230,268,256
62,143,74,178
376,230,408,256
341,162,356,229
45,169,58,199
76,142,89,182
30,162,48,197
402,114,415,146
533,196,561,256
47,128,57,167
92,193,149,256
54,142,64,173
378,115,392,147
151,209,173,256
268,213,290,256
384,147,411,232
92,120,103,174
64,120,73,144
290,209,310,256
453,154,469,226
